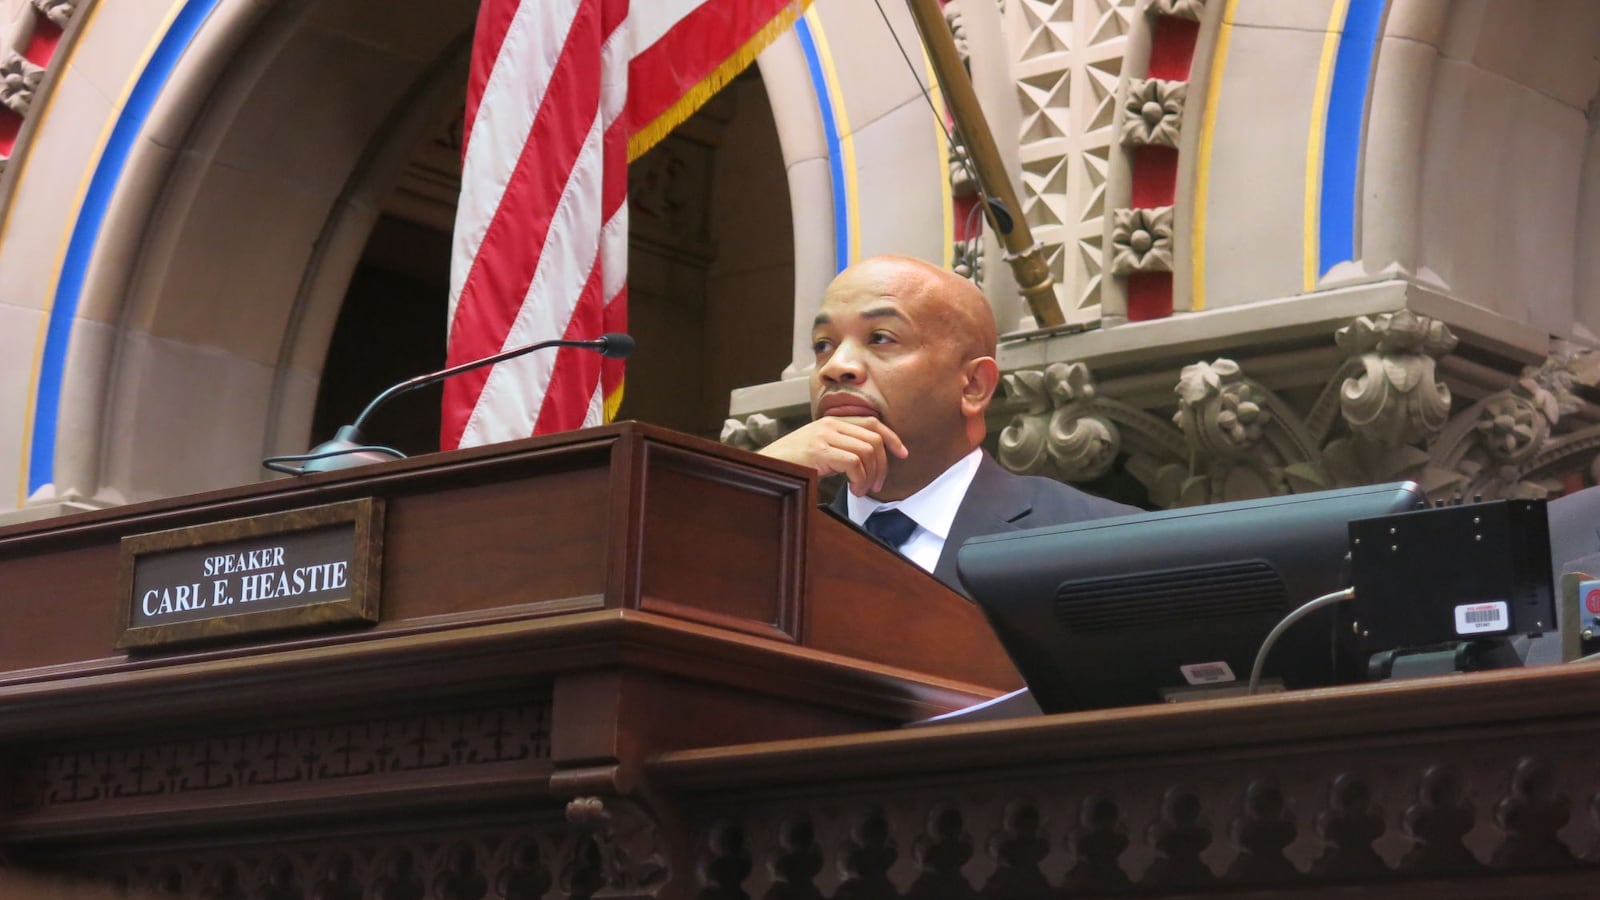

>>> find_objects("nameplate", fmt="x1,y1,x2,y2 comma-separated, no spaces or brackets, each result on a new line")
116,498,383,650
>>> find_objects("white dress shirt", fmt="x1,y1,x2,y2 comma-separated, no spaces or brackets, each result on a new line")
845,448,983,573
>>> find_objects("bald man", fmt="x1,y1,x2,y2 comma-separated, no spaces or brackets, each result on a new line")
761,255,1137,594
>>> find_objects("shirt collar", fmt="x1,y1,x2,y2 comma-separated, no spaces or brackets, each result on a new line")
846,447,983,540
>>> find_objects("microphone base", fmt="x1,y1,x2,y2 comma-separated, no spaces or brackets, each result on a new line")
271,425,407,475
300,444,407,474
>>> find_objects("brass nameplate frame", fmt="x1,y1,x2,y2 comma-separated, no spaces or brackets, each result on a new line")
117,498,384,650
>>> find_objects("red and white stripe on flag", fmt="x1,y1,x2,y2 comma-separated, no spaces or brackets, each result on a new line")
443,0,812,450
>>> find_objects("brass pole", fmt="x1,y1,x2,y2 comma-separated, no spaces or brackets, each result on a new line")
902,0,1065,328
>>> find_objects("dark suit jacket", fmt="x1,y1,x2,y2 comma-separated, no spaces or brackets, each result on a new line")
831,452,1140,596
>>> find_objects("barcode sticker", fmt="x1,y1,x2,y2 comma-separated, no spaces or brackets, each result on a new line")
1180,661,1236,685
1453,600,1509,635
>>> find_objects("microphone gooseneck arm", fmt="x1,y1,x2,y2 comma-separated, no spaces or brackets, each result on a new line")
262,332,634,475
350,333,632,435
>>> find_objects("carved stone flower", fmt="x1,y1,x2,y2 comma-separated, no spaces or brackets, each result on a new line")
32,0,79,28
1044,361,1096,406
1334,310,1458,358
1121,78,1186,148
719,412,782,451
1518,356,1580,423
1173,359,1270,453
952,236,983,285
1148,0,1206,21
1474,396,1546,463
1110,206,1174,274
1002,369,1050,416
0,51,43,116
947,141,976,196
944,2,972,64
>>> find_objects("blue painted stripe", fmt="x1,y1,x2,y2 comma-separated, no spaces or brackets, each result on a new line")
28,0,221,494
793,17,847,274
1317,0,1384,277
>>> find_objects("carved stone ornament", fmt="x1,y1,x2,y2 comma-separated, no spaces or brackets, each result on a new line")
998,362,1125,482
990,310,1600,506
1148,0,1207,21
952,235,984,285
0,50,44,116
1475,394,1550,465
720,412,783,452
1121,77,1187,148
1317,311,1458,489
1428,350,1591,500
30,0,79,28
948,139,977,196
725,316,1600,507
1470,357,1578,471
1110,205,1175,274
1173,359,1271,458
943,0,971,64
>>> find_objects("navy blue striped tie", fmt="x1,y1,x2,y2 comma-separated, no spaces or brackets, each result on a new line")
863,508,918,551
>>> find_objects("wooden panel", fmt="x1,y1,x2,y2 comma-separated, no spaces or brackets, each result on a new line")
804,512,1023,691
0,543,124,672
1,691,555,840
0,433,624,677
636,443,805,641
380,465,612,620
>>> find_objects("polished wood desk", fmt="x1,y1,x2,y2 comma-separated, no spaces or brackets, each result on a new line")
0,424,1596,898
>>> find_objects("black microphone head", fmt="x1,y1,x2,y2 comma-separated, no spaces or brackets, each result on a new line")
598,333,635,359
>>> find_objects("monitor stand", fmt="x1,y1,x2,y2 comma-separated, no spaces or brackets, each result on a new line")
1368,638,1523,681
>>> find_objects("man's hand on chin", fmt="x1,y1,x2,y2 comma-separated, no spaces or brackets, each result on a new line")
757,416,908,496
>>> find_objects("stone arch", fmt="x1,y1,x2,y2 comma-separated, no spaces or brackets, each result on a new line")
40,0,478,505
34,0,822,508
1358,0,1600,341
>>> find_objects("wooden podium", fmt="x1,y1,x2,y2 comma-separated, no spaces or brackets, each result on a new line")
4,422,1600,898
0,423,1017,892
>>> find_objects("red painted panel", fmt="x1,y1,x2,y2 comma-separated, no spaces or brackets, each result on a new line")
1148,16,1200,80
953,194,980,242
24,18,62,66
1130,146,1178,208
0,109,21,157
1126,271,1173,321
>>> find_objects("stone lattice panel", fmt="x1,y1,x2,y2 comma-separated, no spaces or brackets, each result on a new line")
1009,0,1138,323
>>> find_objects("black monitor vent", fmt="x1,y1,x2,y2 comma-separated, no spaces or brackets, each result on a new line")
1054,560,1287,632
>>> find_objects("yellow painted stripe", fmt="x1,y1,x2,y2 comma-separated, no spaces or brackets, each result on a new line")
1191,0,1239,313
14,0,151,506
804,7,860,264
920,42,953,269
1303,0,1349,291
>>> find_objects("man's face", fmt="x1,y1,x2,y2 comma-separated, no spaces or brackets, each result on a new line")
807,265,969,456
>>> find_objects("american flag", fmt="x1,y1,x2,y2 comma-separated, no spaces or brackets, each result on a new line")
443,0,811,450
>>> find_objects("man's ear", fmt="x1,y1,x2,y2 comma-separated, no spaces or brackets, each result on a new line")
961,356,1000,415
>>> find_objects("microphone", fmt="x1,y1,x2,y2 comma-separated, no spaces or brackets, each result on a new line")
263,332,635,475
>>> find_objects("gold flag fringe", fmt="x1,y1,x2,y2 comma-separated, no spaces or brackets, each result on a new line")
604,380,624,422
627,0,814,163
